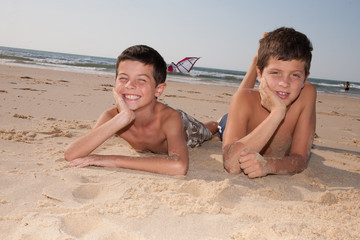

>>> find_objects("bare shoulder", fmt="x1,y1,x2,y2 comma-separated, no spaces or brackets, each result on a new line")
155,102,182,124
302,82,316,95
154,103,185,144
297,81,317,105
224,88,260,145
229,88,260,114
233,88,260,103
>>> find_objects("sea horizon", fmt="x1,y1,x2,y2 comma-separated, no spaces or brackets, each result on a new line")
1,45,360,98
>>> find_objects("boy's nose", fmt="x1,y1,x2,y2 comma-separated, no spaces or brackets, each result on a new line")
279,76,290,87
125,79,136,89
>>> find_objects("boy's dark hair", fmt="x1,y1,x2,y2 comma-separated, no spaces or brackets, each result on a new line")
257,27,313,77
116,45,167,86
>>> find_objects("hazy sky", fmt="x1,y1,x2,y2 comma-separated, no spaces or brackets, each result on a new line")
1,0,359,82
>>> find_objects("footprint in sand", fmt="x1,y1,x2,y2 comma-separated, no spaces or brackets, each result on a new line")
256,185,304,201
180,179,242,210
61,213,139,239
72,184,102,202
61,213,103,238
180,180,209,198
214,186,242,209
318,191,338,205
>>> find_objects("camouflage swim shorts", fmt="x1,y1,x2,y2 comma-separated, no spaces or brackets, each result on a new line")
177,109,212,148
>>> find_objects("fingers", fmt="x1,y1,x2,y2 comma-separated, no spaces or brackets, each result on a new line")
68,157,94,168
112,88,119,100
239,150,267,178
260,80,270,106
112,88,135,124
238,149,252,166
69,159,88,168
240,155,260,178
113,88,128,112
257,33,267,56
259,77,268,98
259,77,280,112
239,153,253,169
241,163,263,178
239,148,249,157
113,88,121,104
260,32,268,39
112,88,120,111
259,77,268,90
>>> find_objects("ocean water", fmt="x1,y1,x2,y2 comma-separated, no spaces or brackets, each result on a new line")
1,46,360,98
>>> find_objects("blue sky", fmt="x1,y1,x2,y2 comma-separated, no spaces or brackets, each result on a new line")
1,0,359,82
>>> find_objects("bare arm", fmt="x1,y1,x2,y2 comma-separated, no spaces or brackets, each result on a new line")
266,82,316,174
223,78,286,174
64,89,135,161
238,32,267,90
238,83,316,178
222,34,267,173
68,111,189,176
238,56,258,89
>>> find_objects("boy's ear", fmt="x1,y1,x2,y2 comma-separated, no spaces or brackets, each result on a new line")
155,83,167,97
304,73,310,81
256,66,262,82
301,73,310,89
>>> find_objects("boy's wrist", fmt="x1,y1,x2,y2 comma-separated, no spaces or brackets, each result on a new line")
264,157,276,175
269,108,286,122
112,112,132,128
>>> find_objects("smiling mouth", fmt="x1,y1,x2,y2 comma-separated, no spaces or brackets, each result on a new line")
276,91,289,98
123,94,140,100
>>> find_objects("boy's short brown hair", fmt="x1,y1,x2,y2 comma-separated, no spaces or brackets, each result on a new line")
116,45,167,86
257,27,313,77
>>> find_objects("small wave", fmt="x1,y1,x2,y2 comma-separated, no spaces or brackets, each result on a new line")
312,82,343,88
72,62,115,70
0,54,34,62
191,69,244,80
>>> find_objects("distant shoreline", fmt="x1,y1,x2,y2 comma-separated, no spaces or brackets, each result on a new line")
1,61,359,100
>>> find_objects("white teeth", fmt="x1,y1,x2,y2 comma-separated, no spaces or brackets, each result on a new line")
125,95,140,100
278,92,288,95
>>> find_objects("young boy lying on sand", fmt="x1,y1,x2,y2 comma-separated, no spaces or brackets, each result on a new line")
219,27,316,178
65,45,218,176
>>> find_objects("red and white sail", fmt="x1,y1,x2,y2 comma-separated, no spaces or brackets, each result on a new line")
167,57,200,73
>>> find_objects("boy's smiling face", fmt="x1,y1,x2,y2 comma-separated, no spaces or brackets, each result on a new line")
115,60,165,111
257,56,308,106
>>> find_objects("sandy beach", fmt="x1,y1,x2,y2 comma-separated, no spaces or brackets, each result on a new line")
0,64,359,239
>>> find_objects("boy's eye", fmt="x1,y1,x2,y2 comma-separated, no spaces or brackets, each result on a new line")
137,78,148,84
292,73,303,79
118,77,128,82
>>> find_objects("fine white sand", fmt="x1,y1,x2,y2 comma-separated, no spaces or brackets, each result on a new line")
0,64,359,239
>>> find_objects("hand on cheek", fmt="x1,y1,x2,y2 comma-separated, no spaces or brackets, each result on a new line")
113,88,135,123
259,78,286,116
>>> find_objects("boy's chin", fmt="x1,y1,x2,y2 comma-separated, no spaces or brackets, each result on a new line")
127,105,138,111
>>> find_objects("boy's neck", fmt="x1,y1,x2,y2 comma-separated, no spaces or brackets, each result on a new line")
132,100,158,126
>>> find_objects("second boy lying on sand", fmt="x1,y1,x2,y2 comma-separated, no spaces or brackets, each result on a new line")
219,27,316,178
64,45,218,176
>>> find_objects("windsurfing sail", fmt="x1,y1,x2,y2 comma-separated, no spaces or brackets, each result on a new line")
167,57,200,73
